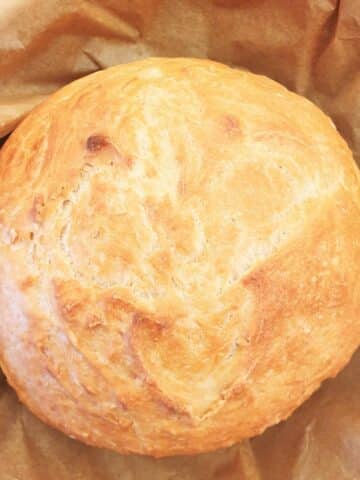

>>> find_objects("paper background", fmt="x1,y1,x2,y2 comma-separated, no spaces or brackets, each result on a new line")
0,1,359,478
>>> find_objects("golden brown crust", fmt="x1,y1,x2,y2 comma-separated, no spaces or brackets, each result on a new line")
0,58,359,457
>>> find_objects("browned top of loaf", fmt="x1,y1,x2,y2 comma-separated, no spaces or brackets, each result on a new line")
0,58,360,457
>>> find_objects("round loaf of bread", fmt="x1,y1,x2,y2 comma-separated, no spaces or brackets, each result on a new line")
0,58,359,457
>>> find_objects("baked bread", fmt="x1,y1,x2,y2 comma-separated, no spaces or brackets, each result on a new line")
0,58,359,457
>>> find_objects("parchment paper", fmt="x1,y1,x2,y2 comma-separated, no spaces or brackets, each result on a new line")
0,1,359,479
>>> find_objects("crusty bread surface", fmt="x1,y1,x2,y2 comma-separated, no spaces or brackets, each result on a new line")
0,58,359,457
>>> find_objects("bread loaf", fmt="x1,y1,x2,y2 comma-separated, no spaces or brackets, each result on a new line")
0,58,359,457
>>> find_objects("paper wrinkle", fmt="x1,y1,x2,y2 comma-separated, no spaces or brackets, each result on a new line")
0,1,360,478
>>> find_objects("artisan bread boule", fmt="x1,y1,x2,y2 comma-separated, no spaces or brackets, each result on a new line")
0,58,359,457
